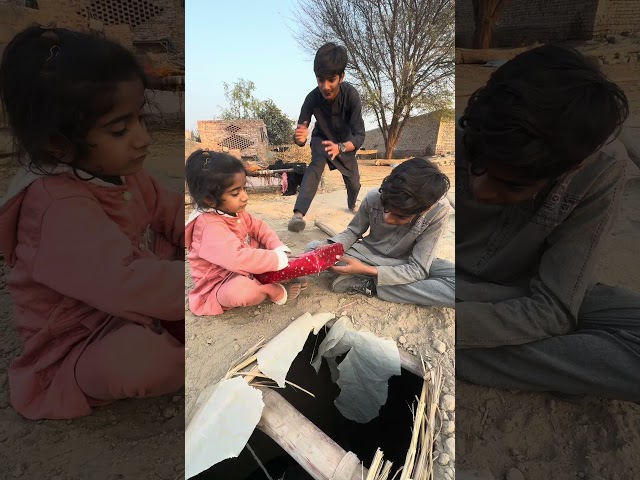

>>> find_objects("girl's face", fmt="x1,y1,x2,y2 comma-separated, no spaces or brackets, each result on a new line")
216,172,249,214
78,77,151,177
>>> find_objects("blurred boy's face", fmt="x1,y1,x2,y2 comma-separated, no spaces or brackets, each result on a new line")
316,73,345,102
383,208,420,225
217,172,249,214
469,164,549,205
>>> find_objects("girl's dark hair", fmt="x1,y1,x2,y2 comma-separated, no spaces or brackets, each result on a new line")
460,45,629,180
313,42,348,77
185,150,248,210
0,25,148,173
379,158,450,215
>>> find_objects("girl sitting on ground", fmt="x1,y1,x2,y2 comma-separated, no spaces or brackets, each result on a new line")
185,150,306,316
0,26,185,420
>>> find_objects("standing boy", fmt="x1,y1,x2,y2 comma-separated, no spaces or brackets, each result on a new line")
288,42,366,232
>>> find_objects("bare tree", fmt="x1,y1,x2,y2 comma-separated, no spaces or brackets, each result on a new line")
292,0,454,159
472,0,509,49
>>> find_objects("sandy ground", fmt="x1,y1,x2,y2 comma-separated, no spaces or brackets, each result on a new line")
455,42,640,480
0,127,185,480
184,160,457,478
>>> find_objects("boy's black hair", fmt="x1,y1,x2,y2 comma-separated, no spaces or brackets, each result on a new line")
460,45,629,180
0,25,148,174
379,158,450,215
185,150,248,210
313,42,348,78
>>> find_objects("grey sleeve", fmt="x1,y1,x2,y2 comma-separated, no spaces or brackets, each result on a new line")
329,194,372,251
376,204,449,286
456,159,626,348
346,88,366,149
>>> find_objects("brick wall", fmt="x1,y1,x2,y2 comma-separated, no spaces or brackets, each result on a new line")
198,120,270,160
362,112,453,158
594,0,640,37
436,117,455,154
456,0,600,48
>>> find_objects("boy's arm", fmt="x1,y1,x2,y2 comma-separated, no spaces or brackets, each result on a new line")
376,204,449,286
456,158,625,348
344,88,366,152
328,194,372,250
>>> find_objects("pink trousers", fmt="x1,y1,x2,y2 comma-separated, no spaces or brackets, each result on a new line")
75,232,185,404
217,273,285,310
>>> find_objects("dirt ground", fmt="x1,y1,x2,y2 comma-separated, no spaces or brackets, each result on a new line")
455,40,640,480
184,159,457,478
0,127,185,480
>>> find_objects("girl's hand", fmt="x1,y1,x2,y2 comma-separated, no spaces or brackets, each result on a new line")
329,256,377,276
322,140,339,160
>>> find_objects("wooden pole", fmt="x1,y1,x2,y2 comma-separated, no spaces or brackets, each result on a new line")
257,389,367,480
314,220,337,237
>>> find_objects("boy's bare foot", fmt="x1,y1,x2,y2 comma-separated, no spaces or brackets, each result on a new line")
288,212,306,232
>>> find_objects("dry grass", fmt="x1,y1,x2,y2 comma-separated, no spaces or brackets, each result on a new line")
367,358,444,480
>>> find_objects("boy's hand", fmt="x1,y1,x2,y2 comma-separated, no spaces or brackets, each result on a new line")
329,256,378,276
322,140,339,160
294,121,309,145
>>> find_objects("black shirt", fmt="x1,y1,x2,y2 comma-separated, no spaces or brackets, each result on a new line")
297,82,366,157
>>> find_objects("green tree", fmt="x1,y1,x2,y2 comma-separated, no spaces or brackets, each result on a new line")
219,79,294,146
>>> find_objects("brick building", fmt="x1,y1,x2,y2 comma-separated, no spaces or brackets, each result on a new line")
197,120,270,161
361,111,455,158
0,0,184,158
456,0,640,48
0,0,184,67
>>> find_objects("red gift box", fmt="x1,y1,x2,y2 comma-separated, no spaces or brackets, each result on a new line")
254,243,345,284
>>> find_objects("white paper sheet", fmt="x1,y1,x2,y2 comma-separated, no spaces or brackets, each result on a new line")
311,317,402,423
185,377,264,479
257,312,334,387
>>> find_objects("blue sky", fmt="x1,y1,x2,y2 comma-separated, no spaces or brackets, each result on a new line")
185,0,377,133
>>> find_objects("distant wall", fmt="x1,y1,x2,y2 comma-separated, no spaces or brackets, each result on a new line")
455,0,601,48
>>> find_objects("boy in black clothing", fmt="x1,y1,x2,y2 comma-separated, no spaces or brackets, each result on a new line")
288,42,366,232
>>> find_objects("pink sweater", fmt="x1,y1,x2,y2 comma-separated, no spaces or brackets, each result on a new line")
185,209,287,315
0,168,184,419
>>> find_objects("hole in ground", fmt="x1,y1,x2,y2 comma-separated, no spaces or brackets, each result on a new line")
194,328,422,479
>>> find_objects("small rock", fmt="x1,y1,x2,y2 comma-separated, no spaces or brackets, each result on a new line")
398,335,407,344
206,339,212,345
172,395,181,403
441,394,455,411
442,420,455,434
163,406,177,419
433,339,446,354
444,437,455,460
506,467,525,480
438,452,450,465
234,344,240,352
341,311,348,316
